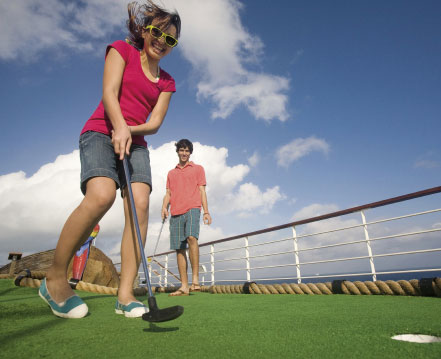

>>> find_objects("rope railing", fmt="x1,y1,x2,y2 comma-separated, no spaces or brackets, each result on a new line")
7,270,441,298
11,270,147,296
207,278,441,297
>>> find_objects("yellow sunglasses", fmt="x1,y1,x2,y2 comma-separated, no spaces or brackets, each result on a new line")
144,25,178,48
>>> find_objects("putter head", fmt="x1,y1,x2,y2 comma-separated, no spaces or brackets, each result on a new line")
142,305,184,323
142,296,184,323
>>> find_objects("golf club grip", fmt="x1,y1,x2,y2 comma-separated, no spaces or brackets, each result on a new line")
122,157,154,297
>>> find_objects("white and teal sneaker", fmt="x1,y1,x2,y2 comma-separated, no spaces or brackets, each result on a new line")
39,278,88,319
115,300,149,318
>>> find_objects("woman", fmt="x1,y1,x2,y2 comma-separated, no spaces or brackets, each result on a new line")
39,1,181,319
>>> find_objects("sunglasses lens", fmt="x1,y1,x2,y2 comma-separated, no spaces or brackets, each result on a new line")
165,36,177,47
150,27,162,38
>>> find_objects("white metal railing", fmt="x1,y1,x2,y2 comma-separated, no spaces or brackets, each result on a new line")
140,186,441,287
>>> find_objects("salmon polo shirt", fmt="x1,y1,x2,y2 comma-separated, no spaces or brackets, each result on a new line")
166,162,206,216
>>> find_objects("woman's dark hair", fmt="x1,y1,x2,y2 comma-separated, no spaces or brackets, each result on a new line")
126,1,181,50
175,139,193,154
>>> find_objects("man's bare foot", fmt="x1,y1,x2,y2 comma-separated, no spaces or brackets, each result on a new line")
190,283,201,292
169,287,189,296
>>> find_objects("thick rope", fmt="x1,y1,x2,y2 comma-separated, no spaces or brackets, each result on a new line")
10,271,147,296
6,270,441,298
206,277,441,297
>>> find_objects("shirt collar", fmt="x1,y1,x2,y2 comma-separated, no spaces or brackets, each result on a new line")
175,161,194,169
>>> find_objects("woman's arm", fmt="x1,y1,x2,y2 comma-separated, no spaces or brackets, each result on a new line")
129,91,173,136
102,48,131,160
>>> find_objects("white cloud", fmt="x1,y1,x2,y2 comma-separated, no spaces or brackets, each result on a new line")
169,0,290,122
228,183,285,217
414,159,440,169
291,202,362,252
149,141,284,216
413,151,440,169
0,0,290,122
276,136,330,168
198,73,290,122
0,141,284,261
290,49,304,65
0,0,125,61
247,151,260,167
292,203,339,222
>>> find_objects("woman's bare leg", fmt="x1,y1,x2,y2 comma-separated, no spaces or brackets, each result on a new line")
118,182,150,304
45,177,116,303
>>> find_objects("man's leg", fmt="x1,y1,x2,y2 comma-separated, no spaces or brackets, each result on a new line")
187,236,200,289
170,249,189,295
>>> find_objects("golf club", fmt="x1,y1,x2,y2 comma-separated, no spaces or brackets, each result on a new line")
122,157,184,323
152,217,166,259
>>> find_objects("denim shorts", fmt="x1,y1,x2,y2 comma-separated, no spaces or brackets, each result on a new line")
169,209,201,250
79,131,152,195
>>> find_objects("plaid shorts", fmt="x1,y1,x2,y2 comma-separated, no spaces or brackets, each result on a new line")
169,209,201,250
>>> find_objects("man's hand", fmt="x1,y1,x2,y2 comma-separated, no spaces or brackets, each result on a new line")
203,212,212,225
161,207,169,221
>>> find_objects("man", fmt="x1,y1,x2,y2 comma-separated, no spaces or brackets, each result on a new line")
161,139,212,296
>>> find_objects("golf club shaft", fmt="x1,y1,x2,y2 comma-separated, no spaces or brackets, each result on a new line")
152,218,165,258
122,157,154,298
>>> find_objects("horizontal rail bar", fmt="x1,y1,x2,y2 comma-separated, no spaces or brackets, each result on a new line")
296,248,441,267
369,227,441,242
245,248,441,272
200,245,245,255
200,186,441,247
214,208,441,253
156,228,441,275
236,227,441,259
198,247,441,277
294,208,441,240
201,256,246,264
153,186,441,257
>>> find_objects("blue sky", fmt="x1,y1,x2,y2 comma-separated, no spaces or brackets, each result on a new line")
0,0,440,263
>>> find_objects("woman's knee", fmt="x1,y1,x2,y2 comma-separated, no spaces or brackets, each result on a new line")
131,183,150,213
135,194,150,214
84,178,116,212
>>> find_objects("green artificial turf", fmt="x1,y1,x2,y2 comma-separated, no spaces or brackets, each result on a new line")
1,279,440,358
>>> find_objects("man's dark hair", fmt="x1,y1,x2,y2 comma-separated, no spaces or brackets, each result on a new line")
175,139,193,153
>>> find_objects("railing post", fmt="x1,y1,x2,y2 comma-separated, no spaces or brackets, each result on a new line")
200,265,207,285
210,244,215,285
165,254,169,287
244,236,251,282
360,210,377,281
292,225,301,283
